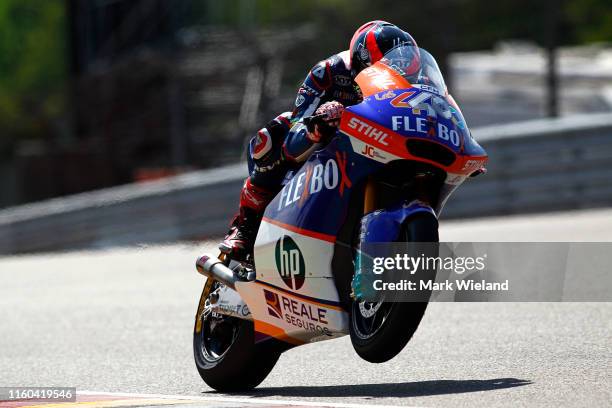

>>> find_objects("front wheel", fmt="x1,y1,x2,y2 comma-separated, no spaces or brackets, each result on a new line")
349,212,438,363
193,282,280,392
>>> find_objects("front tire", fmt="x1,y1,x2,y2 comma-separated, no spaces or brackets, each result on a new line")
349,211,438,363
193,283,280,392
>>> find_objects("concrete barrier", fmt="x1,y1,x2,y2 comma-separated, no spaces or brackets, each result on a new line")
1,113,612,254
0,165,246,253
447,113,612,217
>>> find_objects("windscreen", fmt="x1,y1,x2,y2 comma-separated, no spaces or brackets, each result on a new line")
380,46,448,96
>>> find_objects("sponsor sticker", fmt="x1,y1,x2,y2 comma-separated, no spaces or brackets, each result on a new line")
212,302,251,317
275,235,305,290
295,94,306,107
461,159,485,172
374,90,397,101
277,156,352,210
411,83,443,96
360,144,387,160
391,115,460,147
347,116,390,146
312,65,326,79
358,44,369,61
334,75,352,87
263,289,332,336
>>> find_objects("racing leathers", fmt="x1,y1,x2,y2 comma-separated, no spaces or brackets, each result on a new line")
220,50,363,260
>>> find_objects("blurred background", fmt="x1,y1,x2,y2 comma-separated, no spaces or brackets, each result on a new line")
0,0,611,253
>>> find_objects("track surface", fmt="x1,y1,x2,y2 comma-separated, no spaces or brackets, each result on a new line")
1,208,611,407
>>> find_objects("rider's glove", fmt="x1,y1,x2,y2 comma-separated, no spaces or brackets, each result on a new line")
307,101,345,143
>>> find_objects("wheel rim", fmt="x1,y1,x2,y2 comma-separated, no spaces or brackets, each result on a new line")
351,300,393,340
198,294,240,362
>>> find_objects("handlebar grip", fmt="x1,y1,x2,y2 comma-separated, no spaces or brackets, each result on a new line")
303,114,328,133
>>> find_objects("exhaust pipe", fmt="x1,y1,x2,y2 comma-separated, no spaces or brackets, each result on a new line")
195,254,239,290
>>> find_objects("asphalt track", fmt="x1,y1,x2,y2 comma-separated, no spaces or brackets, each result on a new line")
1,208,611,407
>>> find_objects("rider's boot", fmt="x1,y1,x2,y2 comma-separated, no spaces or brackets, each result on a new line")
219,178,275,262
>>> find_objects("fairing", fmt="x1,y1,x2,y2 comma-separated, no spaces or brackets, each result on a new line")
359,201,436,243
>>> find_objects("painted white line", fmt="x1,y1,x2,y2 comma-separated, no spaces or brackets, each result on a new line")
78,390,424,408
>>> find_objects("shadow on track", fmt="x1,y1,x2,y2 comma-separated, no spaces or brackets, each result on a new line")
208,378,531,398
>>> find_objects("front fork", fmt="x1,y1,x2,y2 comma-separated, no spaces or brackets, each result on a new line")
351,177,437,300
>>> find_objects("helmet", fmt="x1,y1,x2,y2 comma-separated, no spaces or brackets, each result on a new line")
349,20,417,75
384,44,422,78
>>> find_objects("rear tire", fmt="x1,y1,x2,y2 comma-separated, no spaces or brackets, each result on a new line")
350,211,438,363
193,284,280,392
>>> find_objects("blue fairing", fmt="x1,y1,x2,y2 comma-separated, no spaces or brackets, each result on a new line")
263,82,483,241
263,129,437,243
263,91,453,240
350,201,436,300
359,201,436,243
349,88,485,157
264,135,382,237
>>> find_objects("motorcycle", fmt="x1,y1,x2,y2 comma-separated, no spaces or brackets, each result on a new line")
193,45,488,392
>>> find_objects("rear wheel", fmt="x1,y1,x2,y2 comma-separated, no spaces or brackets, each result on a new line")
193,282,280,392
350,211,438,363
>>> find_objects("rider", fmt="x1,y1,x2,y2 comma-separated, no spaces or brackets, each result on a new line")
220,21,417,261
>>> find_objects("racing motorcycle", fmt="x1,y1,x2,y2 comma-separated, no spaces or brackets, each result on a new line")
193,45,488,391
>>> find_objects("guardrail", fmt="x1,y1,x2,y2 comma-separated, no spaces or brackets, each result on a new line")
1,113,612,254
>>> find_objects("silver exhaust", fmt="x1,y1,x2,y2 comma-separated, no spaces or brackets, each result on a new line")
195,254,239,290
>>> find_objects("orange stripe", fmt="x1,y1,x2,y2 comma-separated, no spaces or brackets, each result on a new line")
262,217,336,243
254,320,305,345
